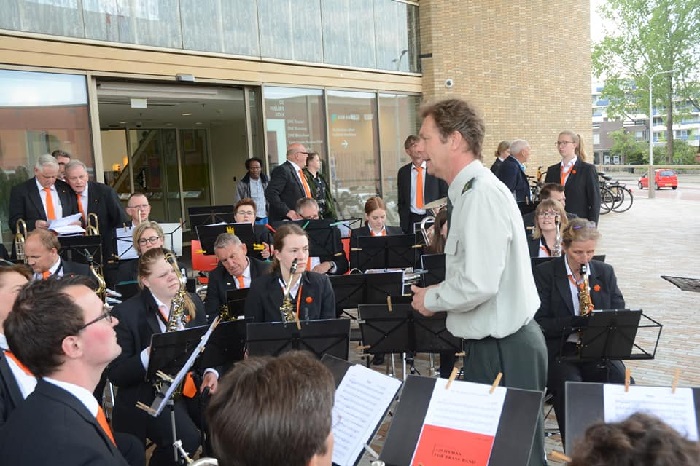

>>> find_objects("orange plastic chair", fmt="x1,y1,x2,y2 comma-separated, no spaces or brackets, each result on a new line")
191,240,218,284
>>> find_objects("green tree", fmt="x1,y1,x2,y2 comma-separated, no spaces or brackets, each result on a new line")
608,129,648,164
592,0,700,164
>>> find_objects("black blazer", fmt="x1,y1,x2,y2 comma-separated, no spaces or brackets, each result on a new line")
9,178,78,233
497,156,530,202
544,160,601,224
265,161,307,222
60,259,92,278
0,379,129,465
244,271,335,323
0,354,23,429
82,181,129,261
527,235,542,258
107,289,206,442
396,162,448,234
204,258,271,319
533,257,624,358
490,158,504,176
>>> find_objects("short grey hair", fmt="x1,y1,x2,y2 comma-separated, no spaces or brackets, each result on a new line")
64,159,88,174
214,232,242,250
509,139,530,157
35,154,59,171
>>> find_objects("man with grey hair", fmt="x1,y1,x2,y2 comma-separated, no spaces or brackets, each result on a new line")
9,154,78,236
64,159,127,260
265,142,312,222
204,232,271,321
497,139,533,212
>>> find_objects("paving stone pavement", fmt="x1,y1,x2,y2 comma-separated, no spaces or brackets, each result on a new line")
349,183,700,465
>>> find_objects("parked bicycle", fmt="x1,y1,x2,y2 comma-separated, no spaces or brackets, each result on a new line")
598,172,634,214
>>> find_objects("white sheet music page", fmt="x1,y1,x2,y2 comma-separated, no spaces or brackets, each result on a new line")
331,365,401,466
603,385,699,440
411,379,506,466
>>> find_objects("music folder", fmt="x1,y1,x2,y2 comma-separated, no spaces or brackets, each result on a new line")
246,319,351,360
381,376,543,466
196,223,255,255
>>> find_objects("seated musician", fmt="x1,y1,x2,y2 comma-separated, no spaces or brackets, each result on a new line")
108,247,207,466
204,232,271,320
207,351,335,466
527,199,569,258
569,413,700,466
244,224,335,323
522,182,574,234
233,197,273,260
23,228,90,280
533,218,627,445
350,196,403,241
295,197,348,275
0,276,144,466
115,220,168,284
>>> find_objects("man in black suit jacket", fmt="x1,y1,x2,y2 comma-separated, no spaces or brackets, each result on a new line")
544,132,600,223
497,139,532,207
24,229,91,280
534,253,627,444
204,232,271,319
9,153,78,234
265,143,311,222
65,160,128,261
397,135,448,234
0,276,132,465
295,198,349,275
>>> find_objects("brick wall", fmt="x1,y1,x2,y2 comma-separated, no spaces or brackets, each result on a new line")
419,0,592,173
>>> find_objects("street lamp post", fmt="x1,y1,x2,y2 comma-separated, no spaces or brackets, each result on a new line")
648,69,678,199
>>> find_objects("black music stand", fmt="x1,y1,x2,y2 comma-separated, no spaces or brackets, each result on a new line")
187,205,235,230
59,235,103,266
196,223,256,255
662,275,700,293
246,319,351,360
147,325,210,384
271,219,341,258
364,271,405,303
329,274,365,317
420,253,446,287
351,234,420,271
194,319,248,372
225,288,250,319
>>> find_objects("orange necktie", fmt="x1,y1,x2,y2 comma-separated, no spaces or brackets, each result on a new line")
370,230,386,237
236,276,245,289
44,187,56,221
3,350,33,376
560,165,572,185
96,406,116,445
77,193,85,220
299,170,312,198
415,166,424,209
42,271,51,280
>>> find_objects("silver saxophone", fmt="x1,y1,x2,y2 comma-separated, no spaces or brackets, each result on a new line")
552,213,562,257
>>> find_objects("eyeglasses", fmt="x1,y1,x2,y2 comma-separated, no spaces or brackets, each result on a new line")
138,236,161,245
537,211,558,218
236,210,256,216
79,306,113,331
555,141,574,147
128,204,150,210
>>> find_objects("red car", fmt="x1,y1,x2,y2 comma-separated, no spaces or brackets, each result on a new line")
638,169,678,190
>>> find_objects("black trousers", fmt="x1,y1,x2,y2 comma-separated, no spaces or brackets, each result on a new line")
549,342,626,446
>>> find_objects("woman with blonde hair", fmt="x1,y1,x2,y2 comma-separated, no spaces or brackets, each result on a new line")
490,140,510,176
527,199,568,257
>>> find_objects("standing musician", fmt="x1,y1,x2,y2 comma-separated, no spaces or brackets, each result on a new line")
233,198,273,260
533,218,627,445
64,160,128,261
0,276,143,465
527,199,568,258
204,232,271,320
244,224,335,323
108,248,206,466
24,229,91,280
295,198,349,276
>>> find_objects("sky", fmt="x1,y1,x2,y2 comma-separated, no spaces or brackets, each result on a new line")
591,0,607,44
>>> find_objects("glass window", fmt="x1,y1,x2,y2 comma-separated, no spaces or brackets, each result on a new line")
326,90,379,220
263,87,326,169
0,69,92,244
258,0,323,63
322,0,376,69
378,93,420,226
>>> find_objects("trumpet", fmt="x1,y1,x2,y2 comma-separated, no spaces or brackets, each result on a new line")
85,213,100,236
419,197,448,246
14,219,28,263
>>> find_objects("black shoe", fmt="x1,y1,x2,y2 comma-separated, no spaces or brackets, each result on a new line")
371,354,385,366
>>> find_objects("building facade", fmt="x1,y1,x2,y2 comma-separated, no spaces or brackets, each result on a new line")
0,0,591,242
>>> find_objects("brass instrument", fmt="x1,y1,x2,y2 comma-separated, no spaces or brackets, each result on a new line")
578,264,594,316
218,303,233,322
419,197,448,246
552,214,562,257
280,258,299,323
87,251,107,302
165,251,188,332
14,219,27,263
85,213,100,236
174,440,218,465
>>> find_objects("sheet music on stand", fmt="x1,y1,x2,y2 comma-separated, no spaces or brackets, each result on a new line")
115,225,138,260
661,275,700,293
160,222,183,257
187,205,235,231
320,355,402,466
